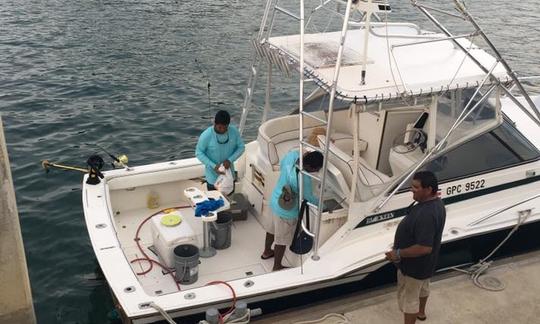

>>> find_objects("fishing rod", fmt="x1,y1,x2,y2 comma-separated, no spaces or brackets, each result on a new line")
87,143,129,168
194,58,212,118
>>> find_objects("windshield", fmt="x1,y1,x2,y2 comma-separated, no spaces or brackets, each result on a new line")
436,87,500,148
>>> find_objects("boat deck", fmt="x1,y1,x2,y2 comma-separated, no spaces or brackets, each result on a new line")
114,202,297,296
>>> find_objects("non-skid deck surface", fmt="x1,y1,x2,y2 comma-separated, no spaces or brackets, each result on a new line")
115,201,276,296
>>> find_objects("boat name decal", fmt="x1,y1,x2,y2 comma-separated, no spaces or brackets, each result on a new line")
445,179,485,196
357,208,409,228
365,212,395,225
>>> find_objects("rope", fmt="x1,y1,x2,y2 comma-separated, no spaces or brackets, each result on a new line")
223,309,251,324
451,210,531,291
149,302,177,324
293,313,351,324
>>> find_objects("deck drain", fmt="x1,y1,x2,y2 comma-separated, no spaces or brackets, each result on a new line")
184,292,196,300
96,223,107,229
124,286,136,293
244,280,254,288
477,276,505,291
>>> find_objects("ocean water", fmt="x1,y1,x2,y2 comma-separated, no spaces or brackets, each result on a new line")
1,1,539,323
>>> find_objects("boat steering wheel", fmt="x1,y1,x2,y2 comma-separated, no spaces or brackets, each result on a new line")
392,129,427,154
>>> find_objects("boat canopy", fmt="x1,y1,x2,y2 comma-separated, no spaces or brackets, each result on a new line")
263,25,510,103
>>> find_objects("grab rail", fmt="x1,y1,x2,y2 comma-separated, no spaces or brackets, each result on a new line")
468,193,540,227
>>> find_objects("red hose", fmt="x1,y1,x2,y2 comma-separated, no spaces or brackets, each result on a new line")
130,258,181,291
130,206,191,290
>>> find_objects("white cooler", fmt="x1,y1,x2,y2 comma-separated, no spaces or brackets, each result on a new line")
151,212,197,268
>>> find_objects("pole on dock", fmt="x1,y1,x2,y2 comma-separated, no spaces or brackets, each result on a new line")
0,116,36,323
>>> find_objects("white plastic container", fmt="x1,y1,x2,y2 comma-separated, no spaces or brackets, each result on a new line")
151,212,197,268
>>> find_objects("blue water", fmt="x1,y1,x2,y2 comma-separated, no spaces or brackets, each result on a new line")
1,1,539,323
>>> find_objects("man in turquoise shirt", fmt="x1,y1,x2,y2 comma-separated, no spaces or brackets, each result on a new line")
261,150,323,271
196,110,245,190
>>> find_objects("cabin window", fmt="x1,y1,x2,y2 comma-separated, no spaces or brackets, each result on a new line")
425,118,539,182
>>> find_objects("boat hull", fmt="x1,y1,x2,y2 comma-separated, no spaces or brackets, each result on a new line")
112,219,540,323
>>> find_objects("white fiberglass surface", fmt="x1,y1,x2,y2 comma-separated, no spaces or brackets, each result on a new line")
113,202,289,295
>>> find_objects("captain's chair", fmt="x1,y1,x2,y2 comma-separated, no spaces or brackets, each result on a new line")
318,135,391,201
388,111,429,177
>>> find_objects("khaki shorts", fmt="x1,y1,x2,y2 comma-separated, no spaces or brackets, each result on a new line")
266,214,297,246
397,269,430,314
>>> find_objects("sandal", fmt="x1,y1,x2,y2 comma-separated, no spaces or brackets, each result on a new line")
260,252,274,260
417,315,427,321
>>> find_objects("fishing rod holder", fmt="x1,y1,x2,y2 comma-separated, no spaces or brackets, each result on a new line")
86,155,105,185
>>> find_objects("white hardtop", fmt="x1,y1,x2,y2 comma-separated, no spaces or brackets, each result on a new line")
268,25,509,101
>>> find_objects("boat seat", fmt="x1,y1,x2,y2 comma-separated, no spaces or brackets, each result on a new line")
257,113,365,171
388,146,424,177
257,113,326,170
317,135,391,188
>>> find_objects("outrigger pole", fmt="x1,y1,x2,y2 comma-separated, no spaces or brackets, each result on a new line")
451,0,540,121
412,0,540,124
42,160,88,173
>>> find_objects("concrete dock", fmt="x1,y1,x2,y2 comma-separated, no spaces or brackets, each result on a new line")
253,250,540,323
0,117,36,323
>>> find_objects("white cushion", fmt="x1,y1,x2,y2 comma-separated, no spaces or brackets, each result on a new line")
257,113,327,166
323,133,368,157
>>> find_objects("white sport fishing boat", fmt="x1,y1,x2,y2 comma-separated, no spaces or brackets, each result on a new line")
83,0,540,322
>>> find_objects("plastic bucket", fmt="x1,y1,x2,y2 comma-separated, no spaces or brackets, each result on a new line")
230,193,249,221
174,244,199,284
211,211,232,250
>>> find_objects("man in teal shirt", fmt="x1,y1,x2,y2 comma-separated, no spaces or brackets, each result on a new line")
261,150,323,271
196,110,245,191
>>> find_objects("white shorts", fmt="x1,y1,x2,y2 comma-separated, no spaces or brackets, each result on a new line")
266,214,297,246
397,269,430,314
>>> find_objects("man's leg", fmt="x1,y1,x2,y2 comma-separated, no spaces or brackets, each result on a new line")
262,233,274,258
404,313,417,324
418,296,428,319
397,270,423,324
273,244,287,271
417,279,430,320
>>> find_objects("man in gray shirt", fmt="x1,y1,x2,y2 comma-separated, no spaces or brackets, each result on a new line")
385,171,446,324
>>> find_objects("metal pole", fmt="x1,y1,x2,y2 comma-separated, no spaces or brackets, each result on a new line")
411,0,489,74
360,0,373,85
262,64,272,123
239,0,275,134
298,0,306,208
453,0,540,120
312,0,355,261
